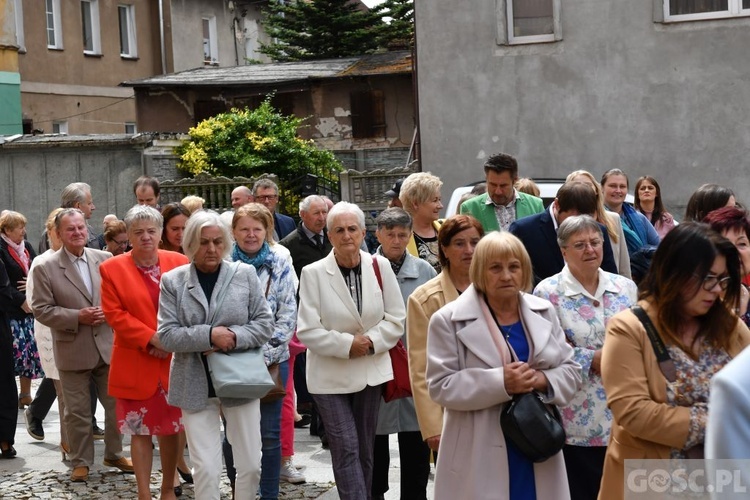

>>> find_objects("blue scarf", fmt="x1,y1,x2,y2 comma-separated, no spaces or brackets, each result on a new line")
231,241,271,270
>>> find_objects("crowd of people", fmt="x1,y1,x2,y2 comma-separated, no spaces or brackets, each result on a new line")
2,154,750,500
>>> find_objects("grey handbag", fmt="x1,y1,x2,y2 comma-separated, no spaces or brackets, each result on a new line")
206,262,274,399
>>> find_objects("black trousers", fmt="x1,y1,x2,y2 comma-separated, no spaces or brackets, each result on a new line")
0,320,18,445
562,444,607,500
372,431,431,499
29,377,98,426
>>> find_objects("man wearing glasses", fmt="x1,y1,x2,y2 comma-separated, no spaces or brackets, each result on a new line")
510,181,619,285
253,179,296,241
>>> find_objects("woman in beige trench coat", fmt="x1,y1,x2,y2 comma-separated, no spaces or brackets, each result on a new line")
426,232,581,500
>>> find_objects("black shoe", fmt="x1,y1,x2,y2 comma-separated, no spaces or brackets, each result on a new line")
320,434,329,449
174,485,183,497
24,409,45,441
177,466,193,484
92,425,105,440
294,414,311,428
0,444,16,459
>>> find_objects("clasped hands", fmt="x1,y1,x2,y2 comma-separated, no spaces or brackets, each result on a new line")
504,361,548,395
349,334,373,358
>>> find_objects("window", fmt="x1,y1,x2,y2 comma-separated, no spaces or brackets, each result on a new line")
202,17,218,65
664,0,750,21
506,0,561,45
125,122,137,134
52,121,68,134
118,5,137,58
81,0,101,55
46,0,63,49
350,90,386,139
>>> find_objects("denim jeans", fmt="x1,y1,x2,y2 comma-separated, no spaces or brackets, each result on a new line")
223,360,288,500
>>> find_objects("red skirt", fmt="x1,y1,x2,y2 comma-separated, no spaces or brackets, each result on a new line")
116,383,183,436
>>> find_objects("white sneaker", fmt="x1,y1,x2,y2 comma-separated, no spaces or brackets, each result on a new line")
280,458,306,484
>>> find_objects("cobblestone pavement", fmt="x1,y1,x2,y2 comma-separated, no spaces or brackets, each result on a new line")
0,469,333,499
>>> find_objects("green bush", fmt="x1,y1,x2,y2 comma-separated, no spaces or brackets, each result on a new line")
175,100,343,213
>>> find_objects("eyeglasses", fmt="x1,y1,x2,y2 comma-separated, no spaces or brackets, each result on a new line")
699,274,731,291
566,239,603,251
256,195,278,202
113,240,129,247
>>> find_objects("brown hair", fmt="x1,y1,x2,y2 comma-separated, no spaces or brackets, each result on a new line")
437,214,484,268
640,222,741,357
103,220,127,243
566,170,619,244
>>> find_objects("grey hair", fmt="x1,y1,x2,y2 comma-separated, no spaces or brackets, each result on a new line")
299,195,326,214
182,210,232,262
53,208,85,229
60,182,91,208
376,207,412,231
124,205,163,231
327,201,366,231
252,178,279,195
557,215,603,248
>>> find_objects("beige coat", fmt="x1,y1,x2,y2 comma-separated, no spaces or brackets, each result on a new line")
30,247,114,371
406,271,459,440
599,301,750,500
426,287,581,500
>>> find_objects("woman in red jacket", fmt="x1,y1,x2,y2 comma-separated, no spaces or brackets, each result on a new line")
100,205,189,500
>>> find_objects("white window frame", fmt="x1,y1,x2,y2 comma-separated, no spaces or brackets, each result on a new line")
202,17,219,65
125,122,137,134
81,0,102,55
500,0,562,46
46,0,63,49
52,121,68,134
118,4,138,58
663,0,750,22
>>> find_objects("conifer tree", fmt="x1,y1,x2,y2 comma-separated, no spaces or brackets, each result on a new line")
261,0,383,62
373,0,414,50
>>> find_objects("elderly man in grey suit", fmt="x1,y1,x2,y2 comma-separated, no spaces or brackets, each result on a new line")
30,208,132,482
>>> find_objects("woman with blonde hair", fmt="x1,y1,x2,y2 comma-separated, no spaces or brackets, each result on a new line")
426,231,580,499
567,170,631,279
399,172,444,273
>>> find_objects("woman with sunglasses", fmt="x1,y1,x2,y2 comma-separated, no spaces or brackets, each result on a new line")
598,223,750,500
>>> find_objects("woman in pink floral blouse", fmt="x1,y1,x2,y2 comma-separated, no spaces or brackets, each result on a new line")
534,215,638,500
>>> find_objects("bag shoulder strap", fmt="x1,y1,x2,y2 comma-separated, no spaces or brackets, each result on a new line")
208,261,241,326
631,305,677,382
372,255,383,291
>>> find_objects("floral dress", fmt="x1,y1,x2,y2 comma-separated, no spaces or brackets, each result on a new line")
534,266,638,446
665,339,733,459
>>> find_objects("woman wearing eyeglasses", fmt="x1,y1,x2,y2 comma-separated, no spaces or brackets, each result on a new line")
533,216,637,500
598,223,750,500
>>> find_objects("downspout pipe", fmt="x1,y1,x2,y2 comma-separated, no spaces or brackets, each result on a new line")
159,0,167,74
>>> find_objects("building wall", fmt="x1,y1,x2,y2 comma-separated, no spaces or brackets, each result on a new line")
416,0,750,214
18,0,162,134
170,0,239,71
0,0,22,134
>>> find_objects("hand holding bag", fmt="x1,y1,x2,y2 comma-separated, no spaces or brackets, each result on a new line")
372,256,412,402
490,299,565,463
206,262,274,399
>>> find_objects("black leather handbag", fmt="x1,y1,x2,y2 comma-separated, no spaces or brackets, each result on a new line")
494,309,566,463
500,390,566,463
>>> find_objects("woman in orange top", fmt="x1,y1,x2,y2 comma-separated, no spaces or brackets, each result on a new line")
100,205,189,500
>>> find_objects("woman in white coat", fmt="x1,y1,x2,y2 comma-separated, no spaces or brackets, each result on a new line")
297,202,404,500
426,231,581,500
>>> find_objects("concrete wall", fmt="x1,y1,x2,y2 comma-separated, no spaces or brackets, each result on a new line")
416,0,750,216
0,135,151,250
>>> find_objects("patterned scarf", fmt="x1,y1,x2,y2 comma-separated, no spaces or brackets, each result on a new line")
231,241,271,270
2,233,30,274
